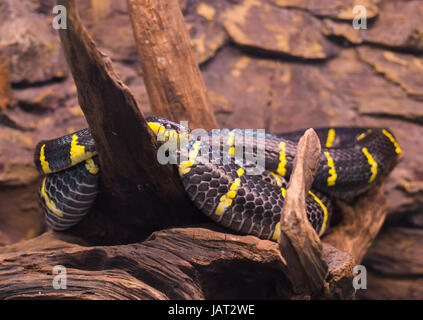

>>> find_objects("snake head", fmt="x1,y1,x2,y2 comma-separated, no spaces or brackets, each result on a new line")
146,116,191,145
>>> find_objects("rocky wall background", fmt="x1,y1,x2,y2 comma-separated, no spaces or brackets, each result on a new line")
0,0,422,299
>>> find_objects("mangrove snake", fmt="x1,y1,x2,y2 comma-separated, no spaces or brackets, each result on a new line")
34,117,402,240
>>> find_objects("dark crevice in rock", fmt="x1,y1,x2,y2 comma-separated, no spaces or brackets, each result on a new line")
227,43,334,65
0,113,32,131
361,41,423,57
357,112,423,127
11,76,68,90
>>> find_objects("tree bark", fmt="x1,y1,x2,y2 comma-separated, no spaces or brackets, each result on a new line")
0,227,351,300
126,0,217,130
0,55,11,112
278,129,328,297
324,185,388,265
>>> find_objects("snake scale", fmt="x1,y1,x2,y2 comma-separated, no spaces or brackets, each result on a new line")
34,117,402,240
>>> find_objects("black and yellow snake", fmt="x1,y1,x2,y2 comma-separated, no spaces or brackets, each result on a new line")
34,117,402,240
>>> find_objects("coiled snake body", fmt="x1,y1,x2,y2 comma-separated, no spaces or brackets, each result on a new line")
34,117,402,240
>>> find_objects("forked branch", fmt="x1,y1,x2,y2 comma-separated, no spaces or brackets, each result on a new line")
55,0,205,243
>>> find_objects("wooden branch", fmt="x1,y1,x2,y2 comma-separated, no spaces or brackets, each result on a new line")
0,55,12,112
274,128,396,298
322,155,402,265
126,0,217,129
321,242,354,299
56,0,203,243
323,184,387,265
0,228,353,300
277,129,328,297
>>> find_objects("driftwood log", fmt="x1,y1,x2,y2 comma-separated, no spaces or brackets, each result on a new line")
0,0,394,299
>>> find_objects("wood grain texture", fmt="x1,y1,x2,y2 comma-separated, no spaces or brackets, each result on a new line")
324,184,388,265
0,227,356,300
126,0,217,129
277,129,328,297
0,56,11,112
